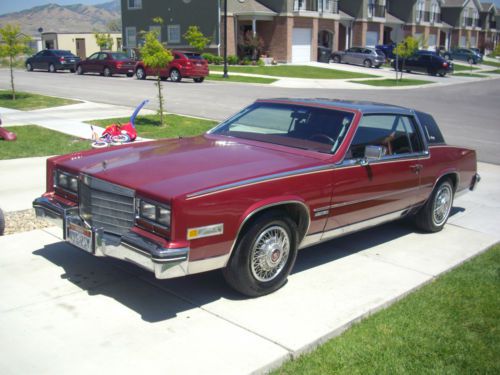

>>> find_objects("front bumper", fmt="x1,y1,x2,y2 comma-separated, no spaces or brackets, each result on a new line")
33,196,189,279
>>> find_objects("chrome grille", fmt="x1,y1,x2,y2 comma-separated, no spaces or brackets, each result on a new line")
79,175,135,235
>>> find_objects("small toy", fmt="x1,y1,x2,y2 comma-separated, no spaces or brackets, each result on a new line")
91,100,149,148
0,117,17,141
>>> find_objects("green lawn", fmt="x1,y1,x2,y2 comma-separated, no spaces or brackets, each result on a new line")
273,244,500,375
482,60,500,68
452,64,480,72
0,91,79,110
209,65,379,79
0,126,90,160
453,73,488,78
206,73,277,84
483,69,500,74
88,114,217,139
352,78,434,87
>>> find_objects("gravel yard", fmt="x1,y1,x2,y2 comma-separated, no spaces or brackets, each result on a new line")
2,209,52,235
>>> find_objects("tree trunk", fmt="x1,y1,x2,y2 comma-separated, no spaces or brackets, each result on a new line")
9,55,16,100
156,74,164,126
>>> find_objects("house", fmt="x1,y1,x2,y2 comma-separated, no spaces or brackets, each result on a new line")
42,32,122,59
478,2,498,51
120,1,499,63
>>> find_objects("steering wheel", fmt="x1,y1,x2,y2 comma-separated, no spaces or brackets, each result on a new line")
309,133,335,144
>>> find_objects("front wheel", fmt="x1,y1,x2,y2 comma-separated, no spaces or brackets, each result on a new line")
332,55,341,63
169,68,182,82
48,63,56,73
193,77,204,83
223,211,298,297
438,71,446,77
103,67,112,77
76,65,84,75
415,178,454,232
126,72,133,77
26,62,33,71
467,58,475,65
363,59,372,68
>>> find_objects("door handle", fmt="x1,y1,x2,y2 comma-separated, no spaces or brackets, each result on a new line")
410,164,423,173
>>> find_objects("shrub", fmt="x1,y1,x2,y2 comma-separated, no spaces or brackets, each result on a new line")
202,53,215,63
257,58,265,66
212,55,223,65
227,55,239,65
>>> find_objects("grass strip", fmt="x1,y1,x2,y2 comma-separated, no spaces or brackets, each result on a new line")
0,91,79,110
453,73,488,78
482,60,500,68
482,69,500,74
209,65,379,79
0,125,90,159
351,78,434,87
452,64,480,72
88,114,217,139
273,244,500,375
206,74,277,84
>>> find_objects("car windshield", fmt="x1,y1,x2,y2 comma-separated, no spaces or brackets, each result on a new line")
210,103,355,154
375,49,385,56
110,52,130,60
53,50,75,57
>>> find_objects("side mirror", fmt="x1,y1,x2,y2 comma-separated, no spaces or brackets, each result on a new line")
365,145,385,160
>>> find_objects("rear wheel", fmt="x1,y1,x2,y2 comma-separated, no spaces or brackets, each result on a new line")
193,77,204,83
467,58,474,65
363,59,372,68
48,63,56,73
415,178,454,232
135,67,146,80
332,55,341,63
77,65,84,75
26,62,33,71
169,68,182,82
103,67,112,77
70,68,75,73
438,71,446,77
223,210,298,297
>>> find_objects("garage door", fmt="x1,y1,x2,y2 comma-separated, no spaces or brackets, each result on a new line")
366,31,379,47
292,28,311,63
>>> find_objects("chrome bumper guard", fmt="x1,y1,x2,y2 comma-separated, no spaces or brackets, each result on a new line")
33,196,189,279
470,173,480,191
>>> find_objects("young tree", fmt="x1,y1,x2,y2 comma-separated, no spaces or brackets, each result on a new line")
183,25,211,52
0,24,32,100
139,18,173,126
94,32,114,51
394,36,419,80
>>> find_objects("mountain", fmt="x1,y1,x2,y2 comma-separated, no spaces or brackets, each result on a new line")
0,1,121,35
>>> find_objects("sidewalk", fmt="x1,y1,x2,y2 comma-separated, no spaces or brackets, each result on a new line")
0,162,498,375
1,101,155,139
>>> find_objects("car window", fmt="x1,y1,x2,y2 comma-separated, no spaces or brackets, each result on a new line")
183,53,202,59
415,111,445,144
98,53,108,60
41,50,52,56
53,50,73,57
211,103,355,154
88,53,99,60
110,52,129,60
375,49,385,56
364,49,373,54
174,53,181,59
347,114,423,159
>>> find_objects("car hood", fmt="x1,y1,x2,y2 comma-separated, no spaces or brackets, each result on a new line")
54,135,324,201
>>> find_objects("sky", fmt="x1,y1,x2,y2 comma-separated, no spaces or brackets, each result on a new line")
1,0,500,16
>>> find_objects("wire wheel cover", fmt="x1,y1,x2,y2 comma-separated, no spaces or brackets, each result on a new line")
433,184,452,226
250,225,290,282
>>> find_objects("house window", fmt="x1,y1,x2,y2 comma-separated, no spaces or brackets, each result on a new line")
128,0,142,10
416,0,425,23
150,26,162,41
167,25,181,43
126,27,136,48
430,1,440,23
367,0,374,18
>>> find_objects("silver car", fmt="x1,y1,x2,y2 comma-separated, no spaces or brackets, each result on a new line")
331,47,385,68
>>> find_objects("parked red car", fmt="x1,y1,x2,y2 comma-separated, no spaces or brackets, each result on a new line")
33,99,479,297
76,52,136,77
135,51,209,82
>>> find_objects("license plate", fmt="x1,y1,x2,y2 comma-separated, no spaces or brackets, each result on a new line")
128,69,133,72
67,222,94,253
69,59,75,62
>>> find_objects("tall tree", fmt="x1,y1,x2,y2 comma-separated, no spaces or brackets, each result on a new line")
0,24,32,100
183,25,211,52
139,18,173,126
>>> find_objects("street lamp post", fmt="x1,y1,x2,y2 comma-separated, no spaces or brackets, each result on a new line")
223,0,229,78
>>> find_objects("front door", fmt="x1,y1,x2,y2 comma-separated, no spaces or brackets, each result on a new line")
76,38,86,59
323,114,425,236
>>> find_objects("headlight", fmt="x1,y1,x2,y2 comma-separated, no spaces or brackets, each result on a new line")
138,199,171,228
55,170,78,193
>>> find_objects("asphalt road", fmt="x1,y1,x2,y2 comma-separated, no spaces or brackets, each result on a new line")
1,68,499,164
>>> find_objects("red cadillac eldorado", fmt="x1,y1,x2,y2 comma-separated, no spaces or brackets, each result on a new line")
33,99,480,296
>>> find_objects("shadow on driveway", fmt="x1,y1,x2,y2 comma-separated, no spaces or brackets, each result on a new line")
32,205,465,322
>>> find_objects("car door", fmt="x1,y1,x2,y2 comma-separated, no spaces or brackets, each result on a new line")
96,52,109,73
83,52,99,72
322,113,426,236
343,48,356,64
38,50,52,69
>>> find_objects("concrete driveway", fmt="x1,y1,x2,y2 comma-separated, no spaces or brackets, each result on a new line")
0,162,498,375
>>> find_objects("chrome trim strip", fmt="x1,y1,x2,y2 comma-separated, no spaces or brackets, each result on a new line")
329,186,421,209
188,254,229,275
299,209,408,250
186,165,335,200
